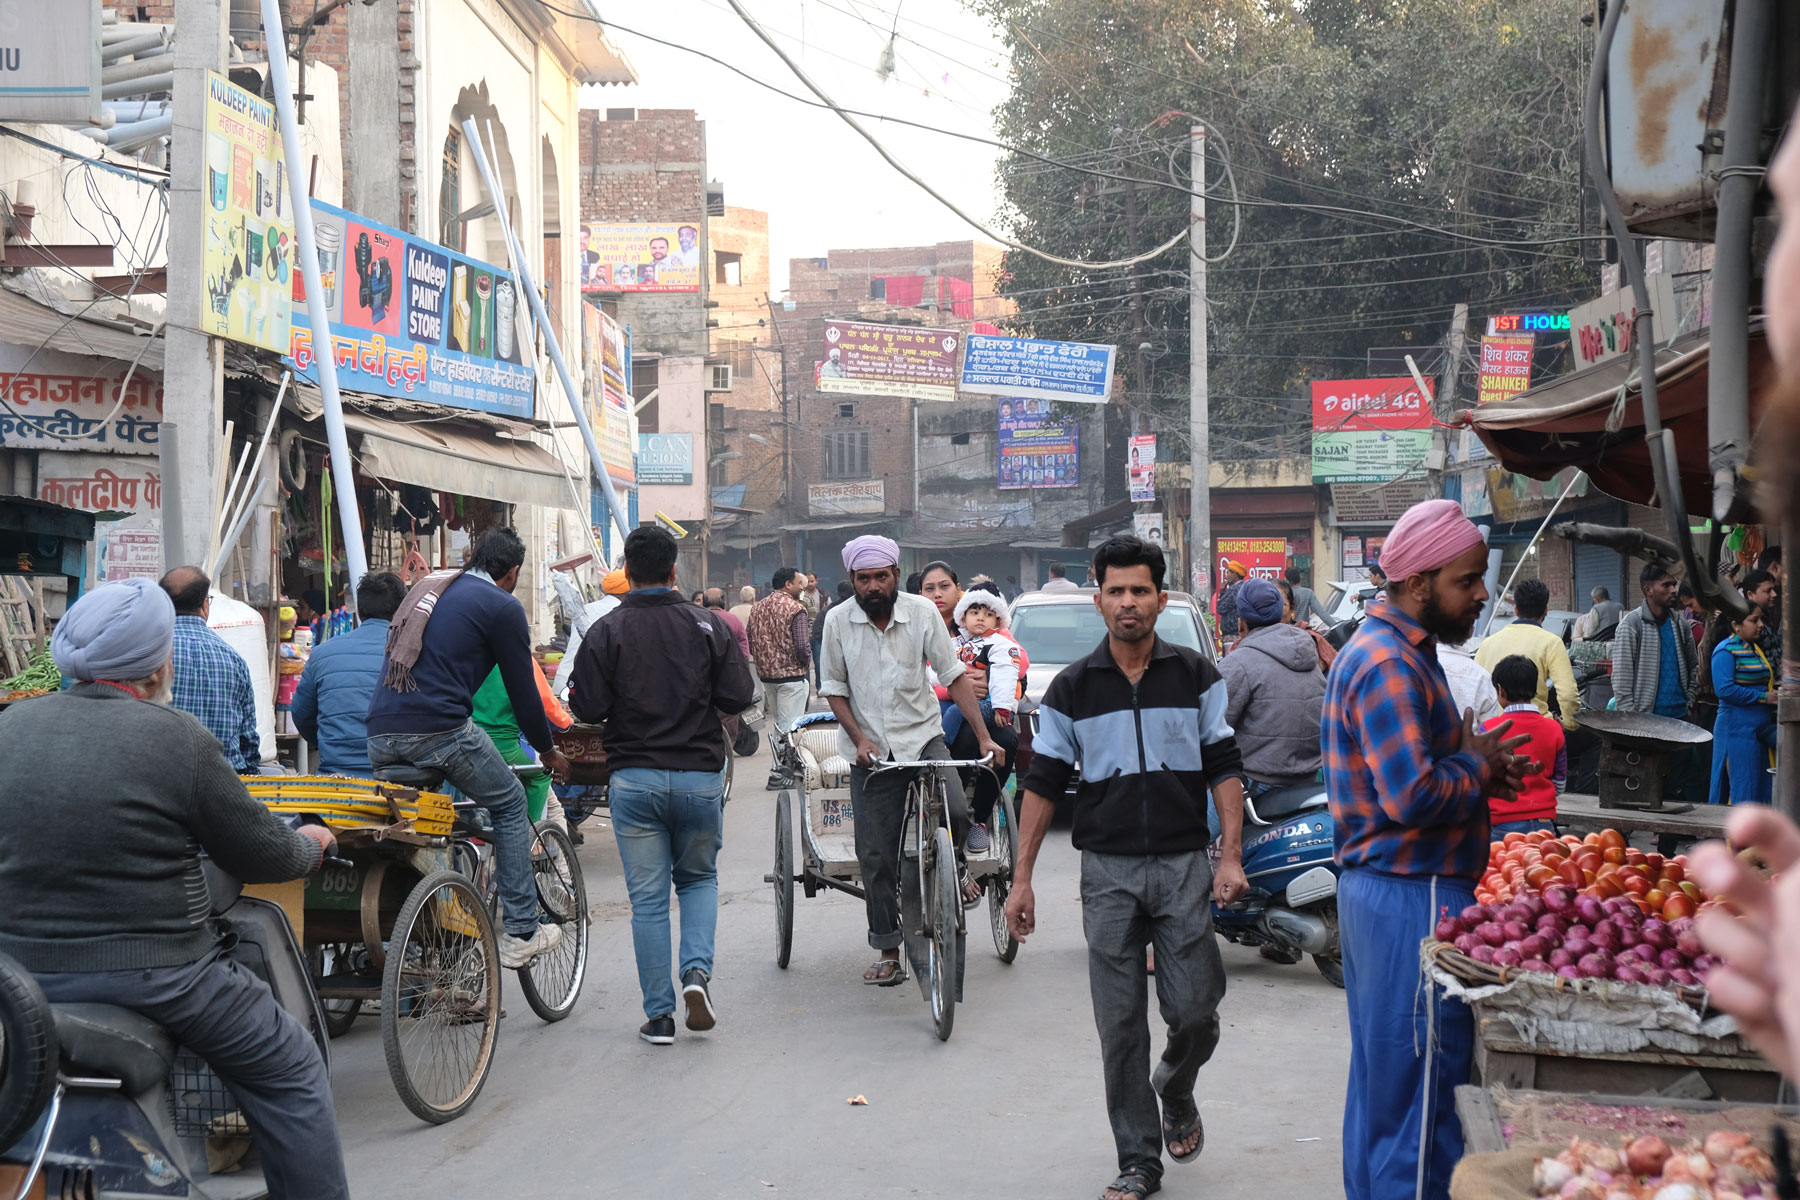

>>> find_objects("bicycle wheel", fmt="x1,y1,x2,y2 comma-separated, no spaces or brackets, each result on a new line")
987,796,1020,964
722,753,735,804
927,825,958,1042
517,822,589,1022
773,788,795,968
380,870,500,1124
308,943,364,1038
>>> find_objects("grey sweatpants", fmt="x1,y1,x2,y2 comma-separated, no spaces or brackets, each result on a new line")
36,944,350,1200
1081,848,1227,1180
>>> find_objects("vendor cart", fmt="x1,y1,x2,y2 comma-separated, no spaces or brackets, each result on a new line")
245,771,589,1124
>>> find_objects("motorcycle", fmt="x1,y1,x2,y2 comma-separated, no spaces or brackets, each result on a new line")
0,860,329,1200
1212,780,1344,987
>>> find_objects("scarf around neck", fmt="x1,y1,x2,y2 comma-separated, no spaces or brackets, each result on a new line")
382,568,467,691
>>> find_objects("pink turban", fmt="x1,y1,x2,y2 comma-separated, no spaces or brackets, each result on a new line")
841,534,900,572
1378,499,1487,582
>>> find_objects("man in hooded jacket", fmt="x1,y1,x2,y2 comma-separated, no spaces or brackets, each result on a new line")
1218,578,1325,789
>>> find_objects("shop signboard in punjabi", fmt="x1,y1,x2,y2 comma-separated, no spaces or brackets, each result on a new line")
818,320,959,402
202,72,295,353
997,398,1079,489
1128,434,1156,502
960,334,1115,405
1476,334,1534,404
1311,377,1433,484
286,200,534,420
578,222,702,293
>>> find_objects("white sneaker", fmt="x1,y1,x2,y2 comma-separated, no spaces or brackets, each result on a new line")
498,922,564,969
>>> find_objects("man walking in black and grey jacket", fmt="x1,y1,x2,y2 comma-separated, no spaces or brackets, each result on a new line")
569,527,754,1045
1006,535,1249,1200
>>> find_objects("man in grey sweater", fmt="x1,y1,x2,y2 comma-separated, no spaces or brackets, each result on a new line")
0,578,348,1200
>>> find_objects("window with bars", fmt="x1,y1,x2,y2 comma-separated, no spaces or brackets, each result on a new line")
822,430,871,480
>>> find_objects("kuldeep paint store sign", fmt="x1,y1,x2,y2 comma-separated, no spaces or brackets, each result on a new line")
998,398,1079,489
817,320,959,402
1311,377,1434,484
578,223,702,293
286,200,534,420
202,71,294,354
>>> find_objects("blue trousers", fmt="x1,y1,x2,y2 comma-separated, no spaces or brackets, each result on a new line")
1340,868,1475,1200
609,766,726,1019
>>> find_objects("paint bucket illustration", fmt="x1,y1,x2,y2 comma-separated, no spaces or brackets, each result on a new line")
207,134,229,212
314,220,341,310
494,279,516,360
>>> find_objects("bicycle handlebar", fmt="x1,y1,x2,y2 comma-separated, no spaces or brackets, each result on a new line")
870,752,995,772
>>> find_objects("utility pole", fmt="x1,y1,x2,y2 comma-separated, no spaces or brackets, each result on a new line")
162,0,229,570
1187,124,1210,600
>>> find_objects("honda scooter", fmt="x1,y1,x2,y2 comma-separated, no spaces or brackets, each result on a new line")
0,860,330,1200
1212,781,1344,987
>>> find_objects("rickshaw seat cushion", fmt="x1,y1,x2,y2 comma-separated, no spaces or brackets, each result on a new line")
373,765,447,789
54,1004,175,1095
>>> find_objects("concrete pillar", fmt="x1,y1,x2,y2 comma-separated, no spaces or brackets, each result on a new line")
347,0,402,224
162,0,229,571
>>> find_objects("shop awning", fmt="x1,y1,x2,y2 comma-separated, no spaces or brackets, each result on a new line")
346,413,578,511
1457,322,1773,515
0,282,162,370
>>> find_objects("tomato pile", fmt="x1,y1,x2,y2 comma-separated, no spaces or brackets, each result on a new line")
1477,828,1709,922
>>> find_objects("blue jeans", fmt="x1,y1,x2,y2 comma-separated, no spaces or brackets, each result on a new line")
1491,818,1556,838
37,945,350,1200
367,723,539,939
609,766,726,1019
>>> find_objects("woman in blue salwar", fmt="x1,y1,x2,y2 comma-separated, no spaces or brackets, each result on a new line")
1708,604,1776,805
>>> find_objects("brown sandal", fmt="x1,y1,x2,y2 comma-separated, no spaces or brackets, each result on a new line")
862,958,907,986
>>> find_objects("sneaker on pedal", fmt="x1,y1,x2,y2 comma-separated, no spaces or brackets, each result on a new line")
639,1015,675,1045
681,968,716,1032
966,823,992,855
766,770,792,790
498,922,563,969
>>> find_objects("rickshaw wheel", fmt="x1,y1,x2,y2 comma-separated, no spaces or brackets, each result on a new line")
380,870,500,1124
774,789,795,968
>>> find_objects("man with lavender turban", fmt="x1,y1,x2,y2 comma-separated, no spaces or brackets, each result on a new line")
841,534,900,573
1322,498,1528,1200
51,577,176,683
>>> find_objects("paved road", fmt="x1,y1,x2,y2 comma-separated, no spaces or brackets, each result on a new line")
331,743,1350,1198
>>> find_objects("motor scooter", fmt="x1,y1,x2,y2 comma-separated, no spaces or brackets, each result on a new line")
0,860,330,1200
1212,781,1344,987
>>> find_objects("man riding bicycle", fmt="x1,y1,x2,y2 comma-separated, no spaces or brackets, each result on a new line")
818,534,1004,987
365,527,572,969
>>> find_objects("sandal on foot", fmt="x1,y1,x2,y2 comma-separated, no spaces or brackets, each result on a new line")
1100,1170,1161,1199
862,958,907,987
1162,1099,1204,1163
960,869,984,908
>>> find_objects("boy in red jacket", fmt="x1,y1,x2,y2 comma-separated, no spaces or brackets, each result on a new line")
1484,655,1566,836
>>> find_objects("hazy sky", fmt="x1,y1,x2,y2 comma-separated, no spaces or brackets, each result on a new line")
579,0,1013,296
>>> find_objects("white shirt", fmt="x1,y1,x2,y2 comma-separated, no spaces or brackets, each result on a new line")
820,591,966,760
1436,641,1501,726
551,595,620,697
1039,577,1081,593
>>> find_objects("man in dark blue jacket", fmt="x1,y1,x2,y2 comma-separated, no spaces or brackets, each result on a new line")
292,571,406,777
1006,535,1249,1200
366,528,571,970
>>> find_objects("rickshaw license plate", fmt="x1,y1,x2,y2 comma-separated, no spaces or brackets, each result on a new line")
305,859,366,910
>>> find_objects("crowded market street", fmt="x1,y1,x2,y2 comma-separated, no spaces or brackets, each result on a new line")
326,736,1349,1199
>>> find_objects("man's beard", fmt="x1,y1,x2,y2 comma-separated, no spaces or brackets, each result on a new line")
1422,592,1479,646
855,584,897,620
149,673,174,706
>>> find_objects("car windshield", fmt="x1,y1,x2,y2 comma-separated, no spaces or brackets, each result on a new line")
1010,603,1204,665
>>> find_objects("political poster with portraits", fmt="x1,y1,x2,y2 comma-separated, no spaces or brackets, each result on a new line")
997,398,1079,489
578,222,702,293
1128,434,1156,502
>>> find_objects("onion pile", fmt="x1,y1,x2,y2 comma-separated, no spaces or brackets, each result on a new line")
1436,885,1717,987
1532,1131,1775,1199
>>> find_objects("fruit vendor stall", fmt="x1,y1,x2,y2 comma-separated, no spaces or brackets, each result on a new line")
1428,829,1781,1102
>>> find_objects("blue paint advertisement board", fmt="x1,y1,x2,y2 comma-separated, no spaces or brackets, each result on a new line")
285,199,535,419
959,334,1115,405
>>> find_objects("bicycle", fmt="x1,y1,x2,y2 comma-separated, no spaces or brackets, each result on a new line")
872,750,994,1042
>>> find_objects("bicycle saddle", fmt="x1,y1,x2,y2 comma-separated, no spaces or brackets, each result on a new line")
373,764,446,789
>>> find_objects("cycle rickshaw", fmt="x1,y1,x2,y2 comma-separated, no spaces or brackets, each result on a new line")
244,766,589,1123
765,712,1017,1040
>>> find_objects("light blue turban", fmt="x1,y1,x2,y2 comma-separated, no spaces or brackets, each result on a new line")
51,577,176,682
